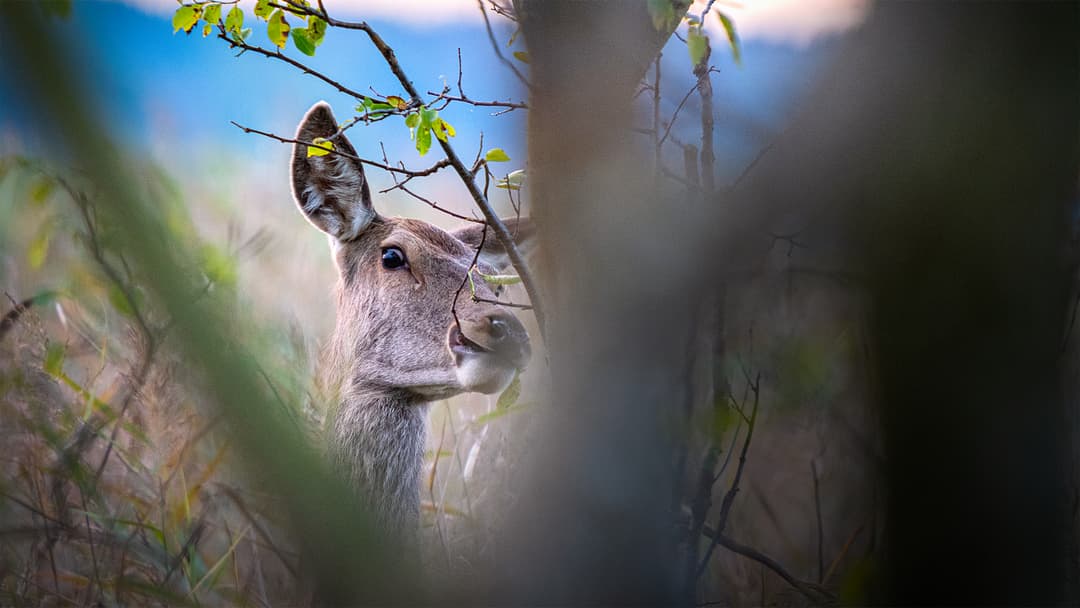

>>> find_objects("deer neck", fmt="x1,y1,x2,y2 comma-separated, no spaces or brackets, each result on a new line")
327,383,428,537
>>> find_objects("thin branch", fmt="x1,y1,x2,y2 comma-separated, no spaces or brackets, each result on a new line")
697,372,760,578
701,525,836,604
659,82,701,149
811,459,824,584
477,0,532,91
216,27,367,101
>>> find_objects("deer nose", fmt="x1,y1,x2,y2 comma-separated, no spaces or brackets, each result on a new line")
488,312,531,368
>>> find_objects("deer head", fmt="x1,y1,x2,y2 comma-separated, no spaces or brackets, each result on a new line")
291,102,533,402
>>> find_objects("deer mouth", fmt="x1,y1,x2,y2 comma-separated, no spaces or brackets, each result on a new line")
449,324,492,357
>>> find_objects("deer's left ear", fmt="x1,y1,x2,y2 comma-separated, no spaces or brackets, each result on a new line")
452,218,536,272
291,102,376,242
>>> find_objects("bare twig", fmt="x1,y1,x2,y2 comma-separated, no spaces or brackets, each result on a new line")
811,459,824,584
701,524,836,604
477,0,532,91
697,372,760,578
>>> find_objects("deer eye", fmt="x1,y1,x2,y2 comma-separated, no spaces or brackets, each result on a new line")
380,246,408,270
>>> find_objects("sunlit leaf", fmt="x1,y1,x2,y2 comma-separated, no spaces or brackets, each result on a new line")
687,26,709,66
405,112,419,129
108,285,139,318
416,120,432,156
253,0,272,19
497,372,520,410
386,95,408,111
172,5,201,33
715,10,741,65
512,51,530,64
27,225,50,269
224,6,243,34
202,23,212,37
292,28,316,55
478,271,521,285
267,9,290,48
202,2,221,25
484,148,511,162
306,137,334,157
44,342,65,376
307,15,327,45
29,176,54,204
199,244,238,287
646,0,676,31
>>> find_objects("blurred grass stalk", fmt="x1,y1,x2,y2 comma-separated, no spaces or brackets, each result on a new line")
0,5,409,603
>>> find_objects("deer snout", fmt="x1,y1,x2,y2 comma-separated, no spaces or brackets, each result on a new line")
448,312,531,394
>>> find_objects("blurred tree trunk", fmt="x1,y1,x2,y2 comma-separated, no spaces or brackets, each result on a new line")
490,1,698,604
729,3,1079,602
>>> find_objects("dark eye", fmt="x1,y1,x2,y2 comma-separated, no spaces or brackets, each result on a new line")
381,246,408,270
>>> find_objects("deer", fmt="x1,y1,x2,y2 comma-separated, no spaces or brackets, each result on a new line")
289,102,534,543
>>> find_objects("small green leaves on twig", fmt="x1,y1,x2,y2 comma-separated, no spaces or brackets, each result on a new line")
172,5,201,33
405,107,456,156
484,148,511,162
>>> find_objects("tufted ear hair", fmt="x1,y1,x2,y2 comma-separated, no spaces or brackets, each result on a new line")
291,102,376,241
452,218,536,272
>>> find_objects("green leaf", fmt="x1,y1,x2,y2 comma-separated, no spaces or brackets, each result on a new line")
198,244,238,288
496,169,526,190
646,0,676,31
484,148,511,162
496,372,521,410
687,26,709,66
415,120,432,156
172,5,200,33
386,95,408,111
108,285,139,318
202,23,213,37
44,342,65,376
29,176,53,205
478,272,521,286
253,0,272,19
715,10,741,65
306,137,334,157
202,2,221,24
27,226,50,269
267,9,290,48
307,16,327,45
512,51,530,64
292,28,316,55
224,6,243,34
432,118,455,143
405,112,419,129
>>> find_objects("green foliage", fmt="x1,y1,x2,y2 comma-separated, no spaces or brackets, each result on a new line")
172,5,200,33
715,10,741,65
485,148,511,163
496,372,521,410
647,0,678,31
405,107,455,156
253,0,272,20
478,271,521,286
202,2,221,26
512,51,530,64
267,9,290,49
687,25,709,66
224,6,243,35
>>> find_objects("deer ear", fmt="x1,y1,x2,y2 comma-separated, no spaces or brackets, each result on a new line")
452,218,536,272
291,102,375,241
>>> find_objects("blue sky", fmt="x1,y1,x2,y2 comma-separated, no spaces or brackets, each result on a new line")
0,1,856,215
